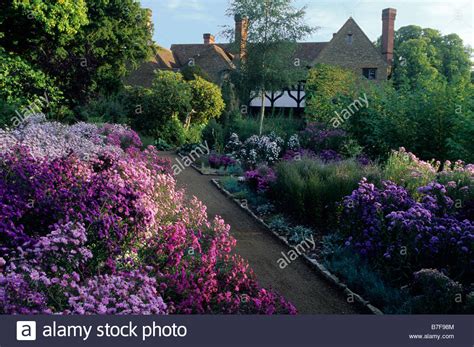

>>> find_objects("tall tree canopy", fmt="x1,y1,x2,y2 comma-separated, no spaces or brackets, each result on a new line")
385,25,472,89
0,0,153,106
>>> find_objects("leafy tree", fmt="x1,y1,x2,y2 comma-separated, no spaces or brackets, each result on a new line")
0,47,64,120
384,25,472,89
188,76,225,126
0,0,88,48
347,81,473,162
126,72,187,141
0,0,152,106
149,71,192,124
225,0,316,134
305,63,356,123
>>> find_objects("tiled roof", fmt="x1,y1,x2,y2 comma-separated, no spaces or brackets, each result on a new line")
155,47,178,69
170,43,235,82
294,42,329,64
126,40,334,86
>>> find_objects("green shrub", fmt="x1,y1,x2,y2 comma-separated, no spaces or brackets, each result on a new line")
407,269,465,314
304,63,356,123
76,94,128,124
322,236,408,313
202,119,225,151
272,158,381,229
153,115,186,147
347,82,474,162
149,71,192,124
383,148,438,196
228,115,303,142
188,76,225,126
0,48,65,121
180,65,212,82
123,72,224,146
184,124,204,144
154,138,172,151
0,100,18,127
268,215,291,236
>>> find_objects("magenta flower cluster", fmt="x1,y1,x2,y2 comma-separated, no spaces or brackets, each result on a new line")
245,166,277,193
208,153,236,169
0,118,296,315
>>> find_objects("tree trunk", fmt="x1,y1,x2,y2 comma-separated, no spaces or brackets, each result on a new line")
259,89,266,135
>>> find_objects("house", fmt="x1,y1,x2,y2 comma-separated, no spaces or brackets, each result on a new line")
125,8,397,109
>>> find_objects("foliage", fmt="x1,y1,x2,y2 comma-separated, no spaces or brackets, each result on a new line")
339,179,472,286
305,64,357,122
154,138,172,151
76,93,129,125
323,238,408,313
0,117,296,315
221,176,243,195
124,72,224,146
202,119,225,151
227,114,304,141
268,215,292,236
150,71,192,124
0,0,152,104
224,0,316,134
408,269,466,314
0,48,64,119
347,82,474,162
272,158,381,229
180,65,212,82
0,100,18,127
388,26,472,89
157,115,187,147
188,76,225,126
383,148,438,196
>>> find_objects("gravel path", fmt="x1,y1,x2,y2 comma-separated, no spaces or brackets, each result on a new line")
165,153,361,314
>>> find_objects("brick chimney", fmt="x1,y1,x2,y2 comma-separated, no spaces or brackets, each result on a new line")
381,8,397,66
235,14,248,59
203,33,215,44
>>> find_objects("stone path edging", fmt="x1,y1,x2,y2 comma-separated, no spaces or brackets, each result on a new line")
191,164,228,176
211,178,384,316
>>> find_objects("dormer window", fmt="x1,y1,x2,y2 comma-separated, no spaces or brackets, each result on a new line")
363,68,377,80
346,32,353,44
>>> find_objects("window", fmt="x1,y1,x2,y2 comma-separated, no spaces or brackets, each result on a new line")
346,33,353,44
363,68,377,80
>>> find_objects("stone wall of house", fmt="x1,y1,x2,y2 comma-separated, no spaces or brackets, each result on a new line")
314,18,389,81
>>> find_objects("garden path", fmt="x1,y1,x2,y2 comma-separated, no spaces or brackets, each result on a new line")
163,152,362,314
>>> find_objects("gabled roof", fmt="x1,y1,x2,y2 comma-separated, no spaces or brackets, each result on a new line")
314,17,388,68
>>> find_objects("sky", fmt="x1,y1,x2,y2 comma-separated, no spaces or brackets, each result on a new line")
141,0,473,52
